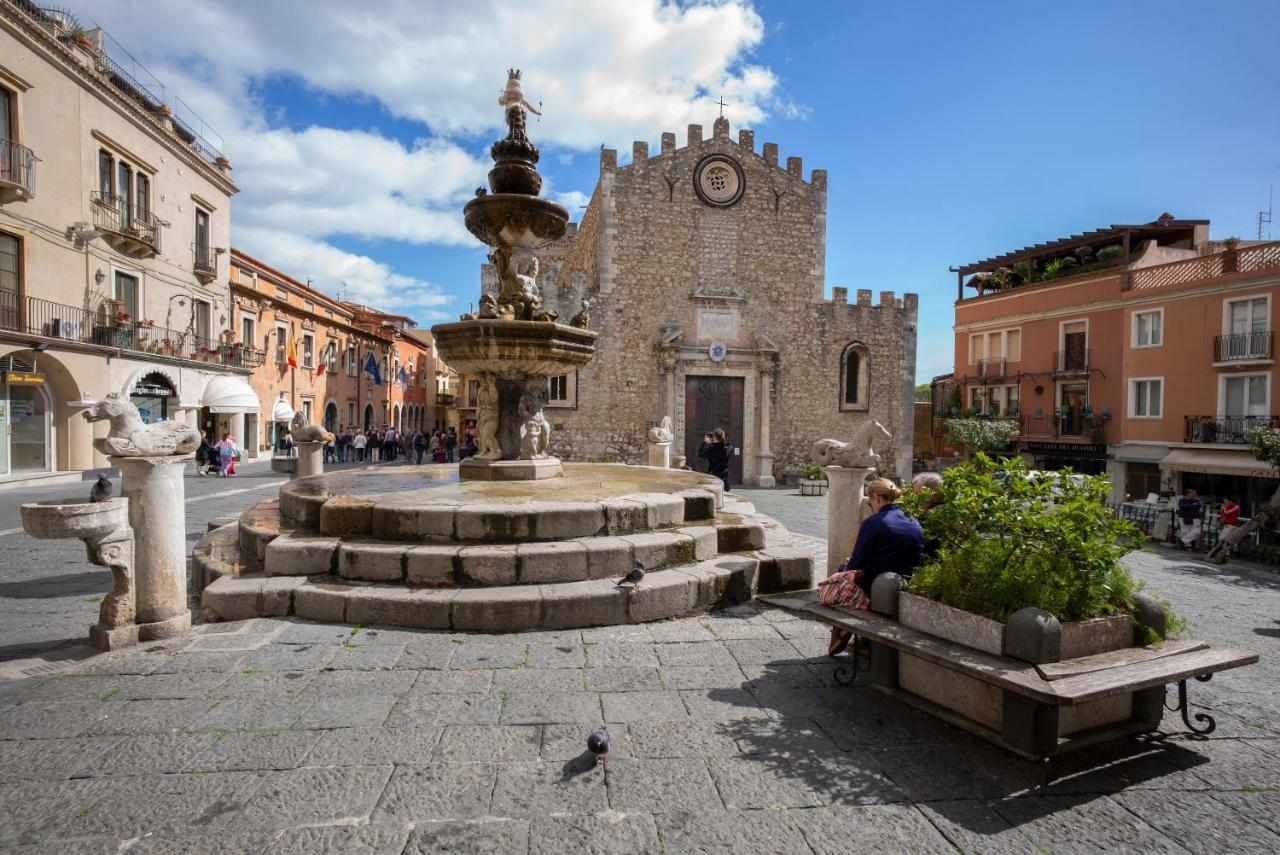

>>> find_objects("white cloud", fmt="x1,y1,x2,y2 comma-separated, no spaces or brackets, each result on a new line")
71,1,787,320
552,190,592,211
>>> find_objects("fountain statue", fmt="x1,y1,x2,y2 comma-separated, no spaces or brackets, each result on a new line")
433,68,597,481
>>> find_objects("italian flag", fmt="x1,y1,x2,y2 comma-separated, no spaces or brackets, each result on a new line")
316,343,330,376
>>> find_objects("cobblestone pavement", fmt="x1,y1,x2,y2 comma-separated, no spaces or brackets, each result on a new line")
0,482,1277,851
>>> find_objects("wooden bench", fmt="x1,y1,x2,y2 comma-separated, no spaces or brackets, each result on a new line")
761,589,1258,761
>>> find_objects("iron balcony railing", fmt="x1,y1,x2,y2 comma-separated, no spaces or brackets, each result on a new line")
436,393,456,407
1184,415,1280,444
0,138,37,196
90,191,161,250
1021,413,1108,441
0,292,262,367
1053,349,1090,375
193,243,216,277
977,357,1006,379
1214,331,1273,363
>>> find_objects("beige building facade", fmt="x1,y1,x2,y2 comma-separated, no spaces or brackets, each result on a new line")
486,116,917,483
0,3,246,479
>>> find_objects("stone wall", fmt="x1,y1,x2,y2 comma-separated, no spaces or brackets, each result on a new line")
533,116,918,482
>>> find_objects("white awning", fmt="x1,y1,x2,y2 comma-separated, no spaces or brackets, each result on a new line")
1112,444,1170,463
271,396,295,422
201,376,260,414
1160,448,1280,479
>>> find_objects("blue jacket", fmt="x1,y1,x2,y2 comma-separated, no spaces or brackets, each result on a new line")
847,505,924,593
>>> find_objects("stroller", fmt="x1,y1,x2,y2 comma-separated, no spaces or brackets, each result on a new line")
195,441,221,476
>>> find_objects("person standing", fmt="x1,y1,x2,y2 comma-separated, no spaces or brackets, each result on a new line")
352,430,367,462
445,428,457,463
336,429,348,463
1176,488,1204,550
1218,496,1241,556
383,426,396,461
697,428,734,493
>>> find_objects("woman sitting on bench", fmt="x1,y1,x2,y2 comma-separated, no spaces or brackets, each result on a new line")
828,478,924,656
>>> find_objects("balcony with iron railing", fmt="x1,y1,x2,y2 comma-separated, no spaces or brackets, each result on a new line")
0,291,262,368
977,357,1007,379
1214,331,1273,364
1020,410,1109,442
436,393,456,407
90,191,161,256
0,138,37,200
193,243,216,281
1184,415,1280,444
1052,349,1090,376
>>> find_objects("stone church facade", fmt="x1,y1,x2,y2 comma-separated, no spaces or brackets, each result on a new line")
480,116,918,484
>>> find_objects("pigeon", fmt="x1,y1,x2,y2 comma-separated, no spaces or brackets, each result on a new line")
587,728,609,765
616,561,645,587
89,474,113,503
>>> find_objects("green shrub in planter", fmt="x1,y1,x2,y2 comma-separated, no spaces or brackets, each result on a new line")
802,463,827,481
944,417,1020,453
899,453,1147,623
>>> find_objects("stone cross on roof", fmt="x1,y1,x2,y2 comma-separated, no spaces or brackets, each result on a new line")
715,96,728,117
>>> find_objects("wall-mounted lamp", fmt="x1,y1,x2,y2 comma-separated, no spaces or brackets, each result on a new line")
94,268,106,286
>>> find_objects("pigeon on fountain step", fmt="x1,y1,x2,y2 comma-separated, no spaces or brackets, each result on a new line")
89,474,113,504
587,728,609,765
616,561,645,587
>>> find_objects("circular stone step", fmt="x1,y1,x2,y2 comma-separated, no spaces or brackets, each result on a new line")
277,463,722,540
260,526,721,585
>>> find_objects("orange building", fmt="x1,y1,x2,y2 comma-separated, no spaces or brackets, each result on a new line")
933,215,1280,511
344,305,433,433
229,250,404,452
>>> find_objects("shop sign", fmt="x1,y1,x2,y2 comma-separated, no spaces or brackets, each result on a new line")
131,384,173,397
1025,442,1106,456
5,371,45,385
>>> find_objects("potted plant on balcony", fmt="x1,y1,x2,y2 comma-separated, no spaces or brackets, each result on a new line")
799,463,828,496
944,417,1020,456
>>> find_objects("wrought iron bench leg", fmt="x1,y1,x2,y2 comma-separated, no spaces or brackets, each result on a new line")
832,635,871,686
1165,673,1217,736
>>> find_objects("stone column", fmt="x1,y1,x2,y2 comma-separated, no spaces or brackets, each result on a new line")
230,412,246,454
295,441,325,478
648,440,671,468
755,364,775,487
823,466,874,575
113,455,193,640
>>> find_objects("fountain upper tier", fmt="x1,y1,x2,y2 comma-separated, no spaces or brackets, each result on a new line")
462,193,568,250
432,319,596,380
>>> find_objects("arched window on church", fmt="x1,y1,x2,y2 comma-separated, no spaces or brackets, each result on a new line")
840,342,869,412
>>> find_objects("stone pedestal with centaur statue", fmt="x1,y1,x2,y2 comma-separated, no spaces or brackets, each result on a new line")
813,420,892,575
82,394,197,641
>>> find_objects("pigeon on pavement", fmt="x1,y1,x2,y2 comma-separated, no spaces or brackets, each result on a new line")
587,728,609,765
616,561,645,587
89,474,113,503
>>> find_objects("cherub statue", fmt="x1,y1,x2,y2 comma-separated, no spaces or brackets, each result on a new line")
569,298,590,328
518,391,551,459
648,415,673,444
83,393,199,457
499,68,541,142
512,252,541,320
475,377,502,460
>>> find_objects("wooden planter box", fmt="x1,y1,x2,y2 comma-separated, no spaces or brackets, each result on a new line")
799,478,827,496
897,592,1137,739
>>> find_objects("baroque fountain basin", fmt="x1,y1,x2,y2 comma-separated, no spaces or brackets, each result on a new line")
431,319,597,379
463,193,569,249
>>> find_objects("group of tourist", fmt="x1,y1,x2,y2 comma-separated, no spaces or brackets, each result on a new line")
319,426,469,465
194,433,241,477
1174,488,1241,551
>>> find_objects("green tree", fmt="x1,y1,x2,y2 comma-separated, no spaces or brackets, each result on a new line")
943,417,1020,453
914,383,931,402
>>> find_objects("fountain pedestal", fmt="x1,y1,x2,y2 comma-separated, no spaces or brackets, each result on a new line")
114,455,193,639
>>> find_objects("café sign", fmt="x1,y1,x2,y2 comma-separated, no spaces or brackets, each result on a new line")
5,371,44,385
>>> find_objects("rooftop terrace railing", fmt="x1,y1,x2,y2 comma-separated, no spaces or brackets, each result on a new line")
1129,242,1280,291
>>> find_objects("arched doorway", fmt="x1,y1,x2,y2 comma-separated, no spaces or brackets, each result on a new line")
363,403,374,431
324,402,338,432
0,354,51,473
393,404,401,429
130,371,176,424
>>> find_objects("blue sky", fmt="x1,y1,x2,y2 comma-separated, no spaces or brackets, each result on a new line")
80,1,1280,382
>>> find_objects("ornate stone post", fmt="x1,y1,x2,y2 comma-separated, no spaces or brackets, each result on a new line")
647,416,673,468
295,441,325,478
21,497,138,650
756,362,775,487
823,466,874,575
114,455,193,639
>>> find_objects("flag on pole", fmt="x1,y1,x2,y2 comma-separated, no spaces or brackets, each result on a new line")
286,331,298,368
397,366,407,388
316,343,329,376
363,351,382,385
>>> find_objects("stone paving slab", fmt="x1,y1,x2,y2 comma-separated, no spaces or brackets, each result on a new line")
0,534,1277,851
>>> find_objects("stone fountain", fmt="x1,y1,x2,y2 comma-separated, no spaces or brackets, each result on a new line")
190,71,815,632
433,68,597,482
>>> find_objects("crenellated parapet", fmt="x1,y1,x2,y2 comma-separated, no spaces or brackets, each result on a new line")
821,287,919,316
